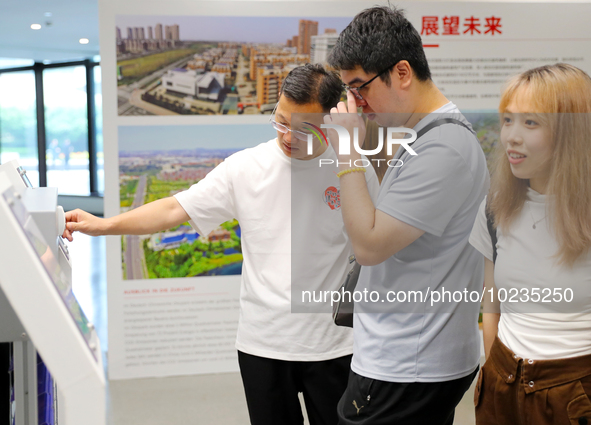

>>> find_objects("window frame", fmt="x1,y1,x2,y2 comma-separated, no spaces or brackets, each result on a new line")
0,59,101,196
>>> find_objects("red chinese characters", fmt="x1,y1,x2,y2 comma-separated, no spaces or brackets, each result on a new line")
464,16,481,35
421,16,439,35
442,16,460,35
421,15,502,36
484,16,502,35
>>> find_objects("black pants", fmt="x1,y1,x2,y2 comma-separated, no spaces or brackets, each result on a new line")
337,367,479,425
238,350,352,425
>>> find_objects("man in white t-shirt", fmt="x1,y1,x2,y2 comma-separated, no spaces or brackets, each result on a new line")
324,6,489,425
63,64,379,425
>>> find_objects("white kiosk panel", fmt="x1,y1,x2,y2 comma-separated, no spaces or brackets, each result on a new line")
0,172,105,425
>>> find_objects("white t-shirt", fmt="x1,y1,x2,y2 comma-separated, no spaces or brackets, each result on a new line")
175,139,379,361
469,189,591,360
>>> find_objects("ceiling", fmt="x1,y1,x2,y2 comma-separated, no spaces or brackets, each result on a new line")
0,0,100,63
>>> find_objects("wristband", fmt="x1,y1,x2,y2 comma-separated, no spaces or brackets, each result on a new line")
336,167,367,178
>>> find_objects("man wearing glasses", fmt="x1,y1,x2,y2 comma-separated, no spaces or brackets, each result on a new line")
63,64,379,425
324,6,489,425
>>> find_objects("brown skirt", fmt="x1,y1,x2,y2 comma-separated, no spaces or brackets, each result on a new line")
475,336,591,425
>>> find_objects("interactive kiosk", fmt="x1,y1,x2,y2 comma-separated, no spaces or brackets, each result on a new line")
0,160,105,425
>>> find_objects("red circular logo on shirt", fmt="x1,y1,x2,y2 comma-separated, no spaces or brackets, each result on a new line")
324,186,341,210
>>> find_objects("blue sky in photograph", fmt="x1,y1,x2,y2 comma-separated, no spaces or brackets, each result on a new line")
115,16,352,44
118,124,276,152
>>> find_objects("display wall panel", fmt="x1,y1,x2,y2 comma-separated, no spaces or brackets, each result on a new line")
99,0,591,380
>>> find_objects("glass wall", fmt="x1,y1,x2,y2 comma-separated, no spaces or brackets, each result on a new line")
44,66,90,195
0,70,40,186
0,59,102,197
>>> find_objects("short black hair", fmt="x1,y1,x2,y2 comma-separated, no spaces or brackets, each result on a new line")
328,6,431,84
280,63,343,112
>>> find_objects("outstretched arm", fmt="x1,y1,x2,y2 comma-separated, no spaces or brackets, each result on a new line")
63,197,190,241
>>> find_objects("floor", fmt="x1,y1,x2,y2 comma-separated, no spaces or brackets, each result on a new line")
70,233,478,425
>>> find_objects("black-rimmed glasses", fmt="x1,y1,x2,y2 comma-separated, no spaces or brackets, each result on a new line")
342,62,398,100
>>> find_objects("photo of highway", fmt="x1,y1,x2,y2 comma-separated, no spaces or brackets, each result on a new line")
115,15,351,116
118,123,275,280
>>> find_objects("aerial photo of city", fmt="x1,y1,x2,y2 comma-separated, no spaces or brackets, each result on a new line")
115,15,352,116
118,124,275,280
117,115,499,281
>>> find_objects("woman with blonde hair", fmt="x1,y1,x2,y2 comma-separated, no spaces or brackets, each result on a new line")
469,63,591,424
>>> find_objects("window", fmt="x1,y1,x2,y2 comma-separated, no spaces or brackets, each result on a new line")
0,59,102,198
44,66,89,195
0,71,39,186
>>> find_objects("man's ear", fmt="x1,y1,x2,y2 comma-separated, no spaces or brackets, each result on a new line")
393,60,413,90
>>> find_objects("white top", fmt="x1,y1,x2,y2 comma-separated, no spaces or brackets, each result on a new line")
469,189,591,360
352,103,490,382
175,139,379,361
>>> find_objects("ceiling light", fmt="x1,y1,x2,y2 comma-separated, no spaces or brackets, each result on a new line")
44,12,52,17
31,24,42,30
79,38,89,44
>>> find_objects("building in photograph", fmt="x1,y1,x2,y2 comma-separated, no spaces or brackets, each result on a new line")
310,32,340,65
256,64,298,106
249,47,308,82
187,59,207,71
165,24,180,41
171,25,180,40
219,42,239,50
212,62,232,76
155,23,163,40
162,68,226,101
297,20,318,55
195,72,226,101
149,226,200,251
162,68,202,96
208,228,232,242
148,26,153,39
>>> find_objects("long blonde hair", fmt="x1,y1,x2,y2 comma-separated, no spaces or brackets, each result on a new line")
490,63,591,266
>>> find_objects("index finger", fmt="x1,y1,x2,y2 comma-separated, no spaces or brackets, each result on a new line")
347,91,358,115
64,230,73,242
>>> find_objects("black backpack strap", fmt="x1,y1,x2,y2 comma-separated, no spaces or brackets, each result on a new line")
393,118,475,163
485,197,497,264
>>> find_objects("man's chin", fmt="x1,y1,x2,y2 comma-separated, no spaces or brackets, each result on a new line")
366,113,389,126
281,147,302,159
370,114,389,127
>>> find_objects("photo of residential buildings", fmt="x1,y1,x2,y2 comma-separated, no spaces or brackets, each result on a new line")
118,124,275,280
116,16,350,116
